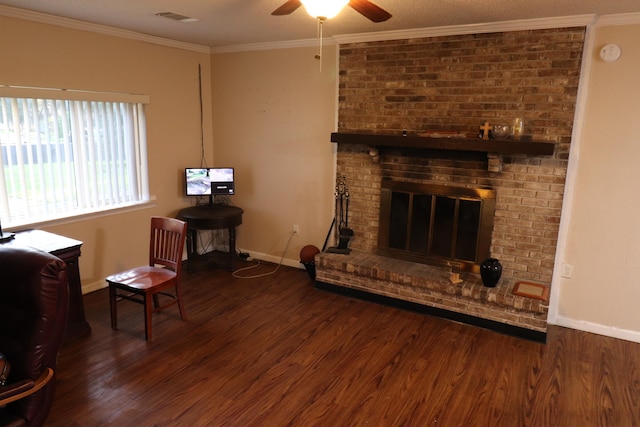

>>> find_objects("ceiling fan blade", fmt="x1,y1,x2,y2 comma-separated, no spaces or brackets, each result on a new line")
348,0,392,22
271,0,303,16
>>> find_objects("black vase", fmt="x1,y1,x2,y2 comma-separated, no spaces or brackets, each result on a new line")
480,258,502,287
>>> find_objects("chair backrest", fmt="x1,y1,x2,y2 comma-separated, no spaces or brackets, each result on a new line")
0,246,69,427
149,216,187,275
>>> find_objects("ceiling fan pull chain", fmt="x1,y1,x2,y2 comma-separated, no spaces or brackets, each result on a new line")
315,17,324,71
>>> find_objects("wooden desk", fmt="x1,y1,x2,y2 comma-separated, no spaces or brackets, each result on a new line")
4,230,90,342
177,204,243,271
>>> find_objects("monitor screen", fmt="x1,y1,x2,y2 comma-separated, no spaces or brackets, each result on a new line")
185,167,234,196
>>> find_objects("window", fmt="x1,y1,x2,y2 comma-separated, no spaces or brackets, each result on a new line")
0,86,150,228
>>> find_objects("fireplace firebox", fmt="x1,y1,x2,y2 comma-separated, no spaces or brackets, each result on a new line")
377,180,496,273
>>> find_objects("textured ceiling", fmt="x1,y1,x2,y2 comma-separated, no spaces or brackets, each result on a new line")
0,0,639,48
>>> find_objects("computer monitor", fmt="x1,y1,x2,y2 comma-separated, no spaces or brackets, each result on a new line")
185,167,235,202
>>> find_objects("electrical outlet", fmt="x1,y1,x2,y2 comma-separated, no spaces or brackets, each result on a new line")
292,224,299,235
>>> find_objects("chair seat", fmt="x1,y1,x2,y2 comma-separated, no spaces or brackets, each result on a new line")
106,266,176,290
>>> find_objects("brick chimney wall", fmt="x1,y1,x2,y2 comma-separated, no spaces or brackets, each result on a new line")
335,27,585,284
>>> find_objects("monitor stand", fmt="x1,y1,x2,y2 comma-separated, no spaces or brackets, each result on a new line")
0,220,15,243
0,231,15,243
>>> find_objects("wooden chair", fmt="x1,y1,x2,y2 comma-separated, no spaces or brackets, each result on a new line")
107,216,188,341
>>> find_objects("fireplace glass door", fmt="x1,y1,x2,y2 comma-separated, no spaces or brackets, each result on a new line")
378,180,495,272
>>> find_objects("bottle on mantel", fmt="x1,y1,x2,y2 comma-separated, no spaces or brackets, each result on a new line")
513,118,524,140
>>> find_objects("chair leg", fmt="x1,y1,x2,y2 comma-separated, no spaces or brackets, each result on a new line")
144,293,153,341
176,284,187,321
108,283,118,330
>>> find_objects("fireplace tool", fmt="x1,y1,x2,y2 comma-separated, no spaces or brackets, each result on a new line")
325,175,353,254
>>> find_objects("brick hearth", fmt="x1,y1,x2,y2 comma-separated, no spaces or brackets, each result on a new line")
315,251,548,339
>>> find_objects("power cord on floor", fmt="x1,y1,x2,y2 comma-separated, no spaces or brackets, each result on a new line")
232,231,295,279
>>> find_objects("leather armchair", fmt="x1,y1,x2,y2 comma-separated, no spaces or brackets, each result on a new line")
0,246,69,427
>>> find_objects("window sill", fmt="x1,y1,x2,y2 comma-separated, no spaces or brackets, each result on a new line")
4,198,157,232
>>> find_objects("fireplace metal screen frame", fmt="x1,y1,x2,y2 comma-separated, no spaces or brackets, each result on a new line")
377,180,496,273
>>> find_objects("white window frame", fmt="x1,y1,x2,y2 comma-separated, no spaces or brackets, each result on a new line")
0,85,151,230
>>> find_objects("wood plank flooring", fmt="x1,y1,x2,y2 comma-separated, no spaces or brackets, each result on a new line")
46,261,640,426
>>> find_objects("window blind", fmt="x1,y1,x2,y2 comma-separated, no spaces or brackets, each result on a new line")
0,88,149,227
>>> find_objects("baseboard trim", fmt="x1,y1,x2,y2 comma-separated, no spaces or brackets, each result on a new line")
315,280,547,343
552,315,640,344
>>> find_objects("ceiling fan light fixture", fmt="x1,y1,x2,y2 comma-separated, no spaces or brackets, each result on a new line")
301,0,349,19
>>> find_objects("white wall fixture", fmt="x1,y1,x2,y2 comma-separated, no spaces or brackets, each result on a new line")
599,44,622,62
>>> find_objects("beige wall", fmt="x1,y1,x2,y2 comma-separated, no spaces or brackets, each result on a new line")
0,16,212,291
554,21,640,341
211,48,337,265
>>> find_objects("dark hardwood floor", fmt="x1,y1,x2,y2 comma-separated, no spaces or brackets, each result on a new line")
47,260,640,426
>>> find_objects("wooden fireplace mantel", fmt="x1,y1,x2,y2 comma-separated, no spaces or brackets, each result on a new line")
330,132,555,156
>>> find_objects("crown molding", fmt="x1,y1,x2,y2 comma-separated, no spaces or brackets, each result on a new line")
0,5,211,54
4,3,638,56
219,15,598,53
595,12,640,26
211,37,335,54
333,15,596,45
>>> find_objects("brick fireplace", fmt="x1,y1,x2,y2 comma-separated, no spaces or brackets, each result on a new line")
315,27,586,340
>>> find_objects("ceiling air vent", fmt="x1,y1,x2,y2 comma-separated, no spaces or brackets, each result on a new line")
155,12,199,23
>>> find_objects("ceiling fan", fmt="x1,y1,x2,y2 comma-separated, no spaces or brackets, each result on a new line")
272,0,392,22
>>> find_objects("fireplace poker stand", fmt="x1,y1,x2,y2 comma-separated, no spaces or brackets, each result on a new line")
325,175,353,254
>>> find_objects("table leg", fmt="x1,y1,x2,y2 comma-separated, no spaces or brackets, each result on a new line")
228,227,236,271
185,229,197,270
63,256,91,342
